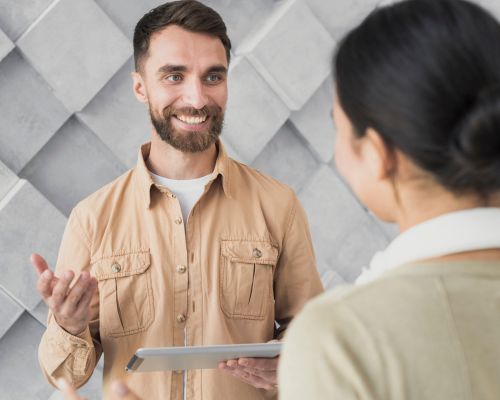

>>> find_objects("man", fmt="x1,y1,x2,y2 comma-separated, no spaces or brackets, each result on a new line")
32,1,323,399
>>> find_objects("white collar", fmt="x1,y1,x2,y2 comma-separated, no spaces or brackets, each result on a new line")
356,208,500,284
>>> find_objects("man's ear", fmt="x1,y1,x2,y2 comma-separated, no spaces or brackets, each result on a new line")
131,71,148,104
364,128,395,180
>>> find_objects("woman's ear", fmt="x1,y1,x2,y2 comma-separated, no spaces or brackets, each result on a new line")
131,72,148,104
363,128,395,180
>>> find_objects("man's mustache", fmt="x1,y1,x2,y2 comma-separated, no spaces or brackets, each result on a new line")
162,105,222,119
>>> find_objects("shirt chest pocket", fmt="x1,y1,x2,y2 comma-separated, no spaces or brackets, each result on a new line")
219,240,278,320
92,250,154,338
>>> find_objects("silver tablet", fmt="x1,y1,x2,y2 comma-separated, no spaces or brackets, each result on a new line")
126,343,282,372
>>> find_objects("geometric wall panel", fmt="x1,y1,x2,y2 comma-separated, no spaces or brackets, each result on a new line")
299,165,390,282
94,0,165,39
0,180,66,311
252,121,319,194
222,56,290,163
305,0,379,40
0,287,24,339
0,0,53,41
290,78,336,163
17,0,131,112
78,58,150,168
237,0,334,110
203,0,282,47
20,117,127,216
0,51,70,173
0,160,18,201
0,27,13,61
0,313,53,400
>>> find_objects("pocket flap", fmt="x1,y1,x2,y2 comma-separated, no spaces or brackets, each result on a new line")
92,250,151,281
221,241,278,265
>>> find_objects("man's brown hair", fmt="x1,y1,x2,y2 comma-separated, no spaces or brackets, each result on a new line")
133,0,232,72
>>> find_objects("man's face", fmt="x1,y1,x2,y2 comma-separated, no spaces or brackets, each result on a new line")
134,25,228,153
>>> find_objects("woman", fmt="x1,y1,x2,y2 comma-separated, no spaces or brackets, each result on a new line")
279,0,500,399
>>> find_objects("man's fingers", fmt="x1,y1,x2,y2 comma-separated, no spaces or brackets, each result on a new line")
59,272,91,316
110,381,141,400
49,270,75,311
31,253,50,275
74,278,98,317
58,378,86,400
227,367,276,390
237,357,279,371
37,269,55,300
238,367,277,384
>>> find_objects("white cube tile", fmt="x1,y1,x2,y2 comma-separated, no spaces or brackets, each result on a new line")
20,116,127,216
17,0,132,112
0,313,54,399
0,27,13,61
299,165,389,282
252,121,319,193
237,0,334,110
0,0,53,40
0,50,70,173
78,58,150,168
290,78,336,163
223,56,290,163
0,288,23,339
0,180,66,311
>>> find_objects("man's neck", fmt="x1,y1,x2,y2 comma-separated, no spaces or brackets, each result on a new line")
146,132,218,180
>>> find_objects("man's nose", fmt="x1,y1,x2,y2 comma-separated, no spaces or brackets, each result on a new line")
182,79,209,109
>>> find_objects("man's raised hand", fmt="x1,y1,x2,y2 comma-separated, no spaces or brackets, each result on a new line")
31,253,97,336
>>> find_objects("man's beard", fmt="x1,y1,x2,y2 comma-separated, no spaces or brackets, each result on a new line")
149,103,224,153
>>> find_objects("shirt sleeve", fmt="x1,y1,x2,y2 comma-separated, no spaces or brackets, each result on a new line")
38,206,102,388
273,193,324,339
278,294,385,400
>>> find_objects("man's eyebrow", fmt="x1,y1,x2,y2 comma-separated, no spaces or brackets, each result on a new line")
157,64,188,74
205,65,228,74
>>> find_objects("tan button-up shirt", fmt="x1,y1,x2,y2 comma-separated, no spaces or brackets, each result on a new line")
38,141,323,400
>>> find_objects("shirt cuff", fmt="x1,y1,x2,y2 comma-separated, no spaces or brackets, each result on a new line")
44,320,93,376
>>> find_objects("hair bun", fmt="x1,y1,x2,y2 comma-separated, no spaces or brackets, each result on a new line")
448,85,500,194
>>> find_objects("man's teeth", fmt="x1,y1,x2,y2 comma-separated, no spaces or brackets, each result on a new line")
176,115,208,124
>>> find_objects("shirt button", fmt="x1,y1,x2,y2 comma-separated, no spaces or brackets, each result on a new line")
176,313,186,323
176,265,187,274
252,248,263,258
174,218,183,225
111,263,121,273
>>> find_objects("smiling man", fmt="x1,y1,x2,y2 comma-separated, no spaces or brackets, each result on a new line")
32,1,323,399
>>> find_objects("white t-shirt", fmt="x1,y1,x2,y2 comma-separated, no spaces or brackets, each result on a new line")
150,172,212,224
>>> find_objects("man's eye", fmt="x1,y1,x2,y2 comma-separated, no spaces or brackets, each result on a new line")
205,74,221,83
166,74,182,82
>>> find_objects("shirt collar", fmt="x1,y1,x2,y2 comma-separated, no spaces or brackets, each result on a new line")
135,140,232,209
356,207,500,284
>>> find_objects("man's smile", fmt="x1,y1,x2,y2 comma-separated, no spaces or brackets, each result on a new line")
172,113,210,131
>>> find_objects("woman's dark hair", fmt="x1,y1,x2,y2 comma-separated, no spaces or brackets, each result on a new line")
334,0,500,197
133,0,231,72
